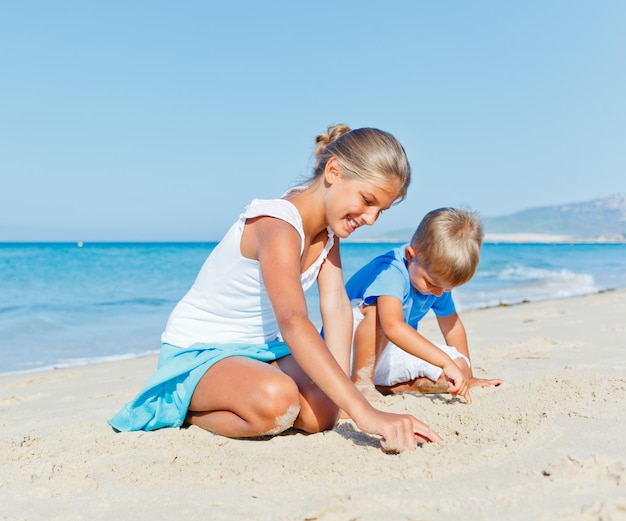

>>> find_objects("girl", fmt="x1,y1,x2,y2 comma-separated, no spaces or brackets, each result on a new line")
109,124,441,453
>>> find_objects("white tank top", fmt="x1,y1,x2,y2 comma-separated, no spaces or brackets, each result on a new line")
161,198,335,348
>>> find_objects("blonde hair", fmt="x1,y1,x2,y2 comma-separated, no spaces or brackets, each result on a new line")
411,208,484,287
310,124,411,202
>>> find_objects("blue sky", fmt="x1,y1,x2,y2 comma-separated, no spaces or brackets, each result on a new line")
1,1,624,241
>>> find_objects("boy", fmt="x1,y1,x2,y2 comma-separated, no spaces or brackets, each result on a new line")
346,207,501,404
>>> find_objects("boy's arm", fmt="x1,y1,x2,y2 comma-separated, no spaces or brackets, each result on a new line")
378,296,456,367
437,312,471,361
377,296,471,403
438,312,504,387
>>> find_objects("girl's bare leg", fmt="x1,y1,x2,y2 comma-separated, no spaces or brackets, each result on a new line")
186,356,301,437
274,354,340,433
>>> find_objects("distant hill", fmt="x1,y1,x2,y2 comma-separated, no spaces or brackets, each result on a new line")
353,194,626,243
482,193,626,240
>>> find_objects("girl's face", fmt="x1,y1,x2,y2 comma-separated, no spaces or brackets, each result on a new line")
324,159,401,239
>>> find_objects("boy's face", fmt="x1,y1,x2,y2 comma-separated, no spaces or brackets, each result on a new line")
405,246,454,297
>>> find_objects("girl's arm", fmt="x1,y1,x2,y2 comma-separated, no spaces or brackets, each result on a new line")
316,238,352,375
254,218,440,451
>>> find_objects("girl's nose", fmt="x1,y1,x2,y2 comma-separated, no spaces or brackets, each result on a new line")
363,208,379,226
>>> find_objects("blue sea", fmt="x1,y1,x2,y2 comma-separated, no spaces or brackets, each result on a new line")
1,241,625,375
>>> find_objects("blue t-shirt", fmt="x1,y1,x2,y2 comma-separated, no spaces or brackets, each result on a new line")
345,244,456,329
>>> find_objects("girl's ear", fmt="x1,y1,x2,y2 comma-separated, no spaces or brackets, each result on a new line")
324,156,342,185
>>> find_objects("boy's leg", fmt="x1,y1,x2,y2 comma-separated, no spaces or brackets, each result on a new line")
376,355,467,395
376,375,448,395
351,303,376,384
351,302,387,403
374,344,469,395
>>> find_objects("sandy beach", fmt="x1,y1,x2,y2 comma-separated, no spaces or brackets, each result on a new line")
1,289,625,521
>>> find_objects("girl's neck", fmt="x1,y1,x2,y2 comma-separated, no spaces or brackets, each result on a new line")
284,182,328,242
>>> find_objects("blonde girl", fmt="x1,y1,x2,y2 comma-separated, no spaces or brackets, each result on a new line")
110,124,440,453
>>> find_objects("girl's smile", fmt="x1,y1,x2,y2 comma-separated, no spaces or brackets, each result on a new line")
326,171,400,239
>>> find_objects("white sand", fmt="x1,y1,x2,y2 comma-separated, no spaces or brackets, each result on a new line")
1,290,626,520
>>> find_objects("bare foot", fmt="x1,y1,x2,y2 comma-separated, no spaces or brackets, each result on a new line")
355,382,386,404
468,377,503,389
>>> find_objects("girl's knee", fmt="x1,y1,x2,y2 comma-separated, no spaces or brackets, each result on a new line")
297,387,340,433
255,375,301,434
264,403,301,435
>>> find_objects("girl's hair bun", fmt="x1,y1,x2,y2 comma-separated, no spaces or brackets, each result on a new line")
314,124,352,160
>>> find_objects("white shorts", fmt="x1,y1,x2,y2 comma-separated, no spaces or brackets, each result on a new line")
351,299,470,387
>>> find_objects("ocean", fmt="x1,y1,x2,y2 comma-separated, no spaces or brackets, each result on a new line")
1,241,625,375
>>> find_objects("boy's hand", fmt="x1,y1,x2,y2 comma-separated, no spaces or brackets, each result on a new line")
442,362,472,404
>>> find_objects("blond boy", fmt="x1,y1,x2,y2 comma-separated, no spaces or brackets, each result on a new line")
346,208,501,404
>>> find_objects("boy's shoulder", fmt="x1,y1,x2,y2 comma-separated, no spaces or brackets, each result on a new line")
377,244,407,265
346,245,410,298
365,245,408,275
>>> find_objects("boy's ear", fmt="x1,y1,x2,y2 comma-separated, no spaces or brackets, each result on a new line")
405,245,416,262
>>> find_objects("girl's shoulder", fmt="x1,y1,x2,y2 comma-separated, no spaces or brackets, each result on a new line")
242,198,306,254
243,198,301,222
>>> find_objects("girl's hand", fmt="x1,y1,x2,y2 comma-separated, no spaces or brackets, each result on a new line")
355,407,441,453
443,361,472,404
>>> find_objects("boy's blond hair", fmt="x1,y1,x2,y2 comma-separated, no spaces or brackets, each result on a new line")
410,208,484,287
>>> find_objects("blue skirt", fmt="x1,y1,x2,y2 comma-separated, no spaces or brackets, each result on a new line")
108,340,291,432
